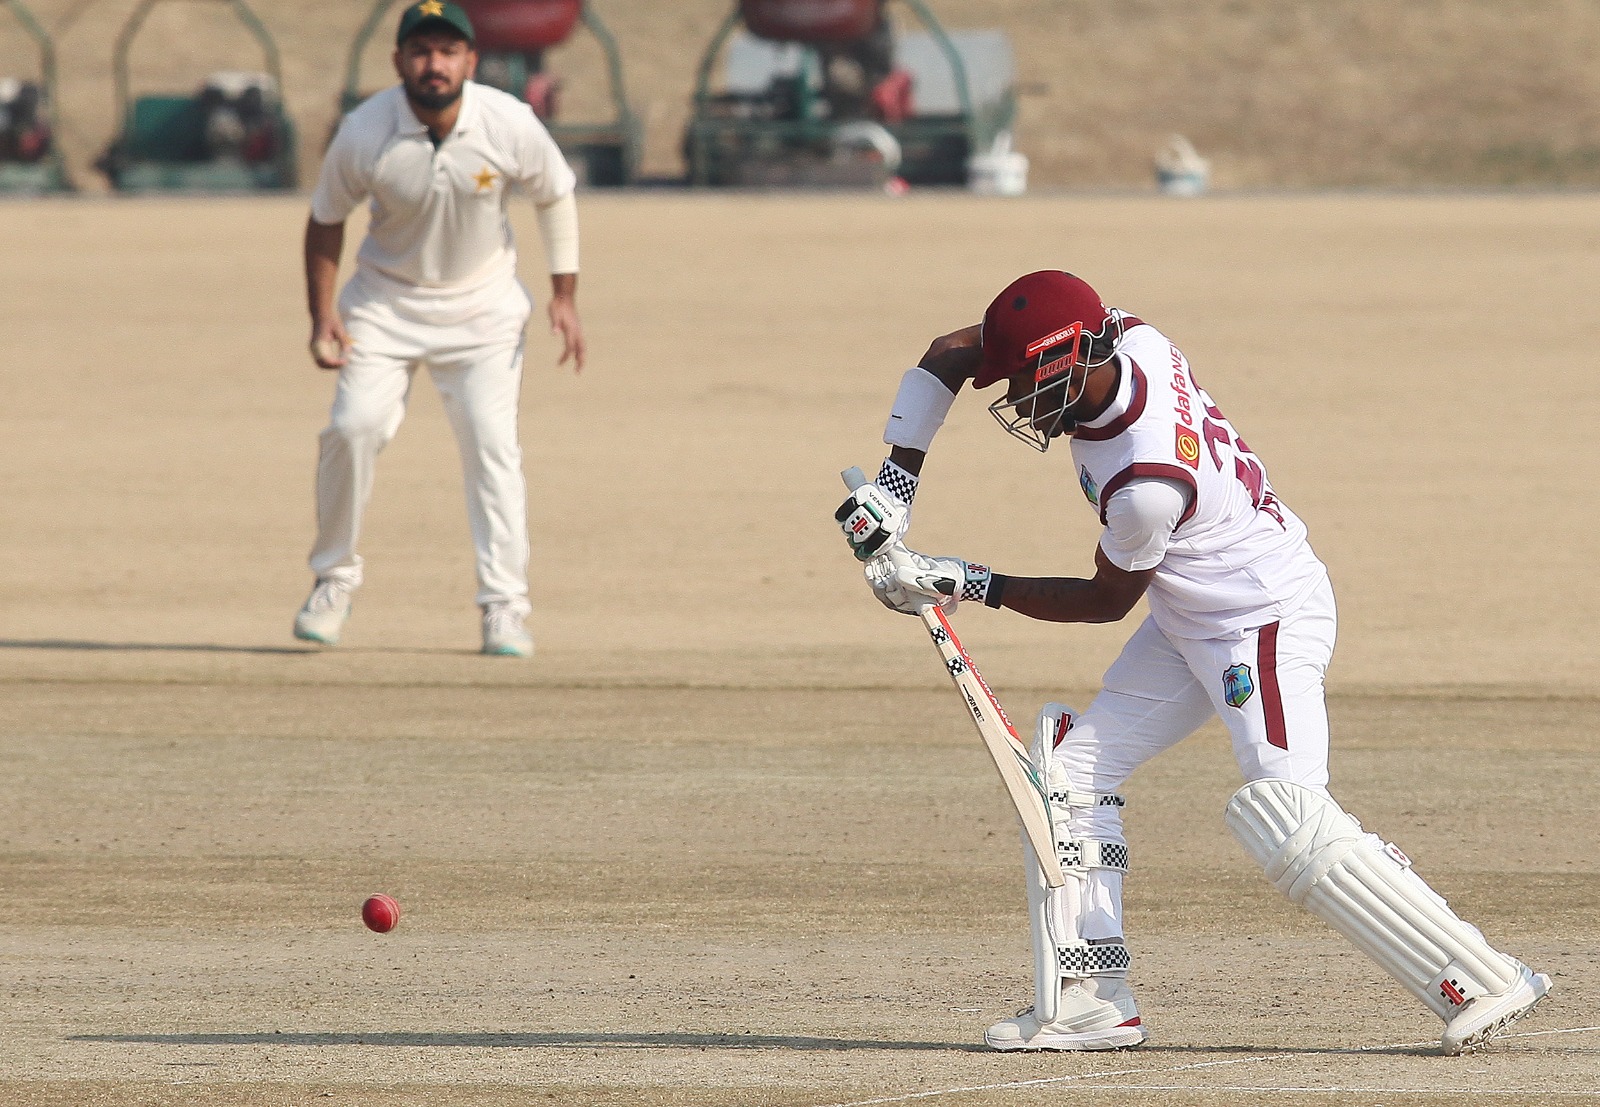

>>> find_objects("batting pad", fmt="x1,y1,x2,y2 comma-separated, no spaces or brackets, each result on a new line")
1226,779,1519,1020
1026,703,1131,1024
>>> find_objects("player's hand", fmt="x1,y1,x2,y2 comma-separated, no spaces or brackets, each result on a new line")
309,317,351,369
835,478,910,562
865,545,992,615
548,293,585,373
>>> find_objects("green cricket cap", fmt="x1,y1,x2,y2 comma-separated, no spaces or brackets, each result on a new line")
396,1,475,46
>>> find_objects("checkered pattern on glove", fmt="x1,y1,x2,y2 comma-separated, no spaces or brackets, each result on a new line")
960,563,991,604
875,458,919,505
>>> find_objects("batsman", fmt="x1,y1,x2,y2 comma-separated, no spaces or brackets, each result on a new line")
835,270,1550,1053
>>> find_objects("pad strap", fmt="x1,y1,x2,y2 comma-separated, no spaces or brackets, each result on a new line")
1056,837,1129,873
1058,941,1132,976
1051,789,1126,809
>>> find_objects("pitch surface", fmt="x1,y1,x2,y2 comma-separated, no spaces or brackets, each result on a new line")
1,194,1595,1104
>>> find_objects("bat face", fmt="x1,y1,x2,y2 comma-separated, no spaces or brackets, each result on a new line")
921,606,1065,889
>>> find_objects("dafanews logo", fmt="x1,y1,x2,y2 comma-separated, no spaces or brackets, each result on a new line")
1079,465,1099,506
1175,425,1201,469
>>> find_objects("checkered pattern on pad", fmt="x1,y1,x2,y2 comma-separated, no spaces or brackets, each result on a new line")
1058,942,1131,975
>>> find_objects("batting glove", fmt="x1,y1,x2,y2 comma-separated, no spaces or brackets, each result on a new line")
834,459,917,562
865,545,993,616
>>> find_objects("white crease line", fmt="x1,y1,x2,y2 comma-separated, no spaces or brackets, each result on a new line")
1504,1023,1600,1040
808,1048,1413,1107
808,1025,1600,1107
1051,1088,1600,1097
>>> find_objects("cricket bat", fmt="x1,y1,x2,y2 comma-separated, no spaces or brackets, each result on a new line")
841,467,1066,888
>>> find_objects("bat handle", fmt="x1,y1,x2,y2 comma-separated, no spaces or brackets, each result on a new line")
840,466,867,491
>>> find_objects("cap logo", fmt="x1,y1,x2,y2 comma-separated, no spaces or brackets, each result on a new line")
1025,322,1082,359
417,0,444,14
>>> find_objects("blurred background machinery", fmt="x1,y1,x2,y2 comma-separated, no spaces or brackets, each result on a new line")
0,0,72,193
683,0,1018,189
96,0,297,193
340,0,641,187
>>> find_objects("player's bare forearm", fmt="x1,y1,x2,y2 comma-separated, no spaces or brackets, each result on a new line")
547,272,585,372
304,218,350,368
992,548,1154,624
888,445,926,476
303,217,344,325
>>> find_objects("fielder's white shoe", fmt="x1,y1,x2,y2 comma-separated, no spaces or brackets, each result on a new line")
984,977,1147,1051
293,579,353,645
1441,963,1552,1055
481,603,533,658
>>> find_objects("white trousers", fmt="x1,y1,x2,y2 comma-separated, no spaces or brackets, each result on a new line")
308,281,533,614
1056,574,1338,939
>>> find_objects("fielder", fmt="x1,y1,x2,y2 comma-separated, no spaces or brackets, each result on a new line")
836,270,1550,1053
295,1,582,657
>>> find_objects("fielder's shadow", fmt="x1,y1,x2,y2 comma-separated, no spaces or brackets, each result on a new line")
0,638,314,656
0,639,473,657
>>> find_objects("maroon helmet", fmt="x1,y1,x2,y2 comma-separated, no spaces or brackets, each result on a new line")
976,271,1116,388
978,271,1124,451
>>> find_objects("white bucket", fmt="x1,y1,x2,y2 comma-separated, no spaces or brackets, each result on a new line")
1154,134,1209,196
968,132,1028,196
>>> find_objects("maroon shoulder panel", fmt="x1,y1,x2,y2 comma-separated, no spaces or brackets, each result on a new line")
1097,462,1199,528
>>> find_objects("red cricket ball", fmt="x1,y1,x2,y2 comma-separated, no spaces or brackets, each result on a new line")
361,893,401,933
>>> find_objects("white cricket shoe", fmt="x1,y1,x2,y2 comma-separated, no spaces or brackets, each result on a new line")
293,579,353,645
481,602,533,658
984,977,1147,1051
1441,963,1552,1055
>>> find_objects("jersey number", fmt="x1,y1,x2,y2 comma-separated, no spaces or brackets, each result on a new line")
1199,396,1285,528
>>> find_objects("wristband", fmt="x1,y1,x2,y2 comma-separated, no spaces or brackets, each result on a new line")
875,458,918,505
961,562,993,604
883,366,956,452
983,573,1008,609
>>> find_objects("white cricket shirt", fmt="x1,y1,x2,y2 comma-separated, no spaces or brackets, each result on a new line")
1071,317,1328,639
312,81,575,320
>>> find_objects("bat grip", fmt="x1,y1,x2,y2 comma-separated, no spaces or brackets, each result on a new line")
840,466,867,492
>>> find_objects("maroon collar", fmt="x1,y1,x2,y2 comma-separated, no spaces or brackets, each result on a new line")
1072,360,1146,442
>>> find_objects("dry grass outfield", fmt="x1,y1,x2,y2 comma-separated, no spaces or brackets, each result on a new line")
9,0,1600,188
1,194,1597,1104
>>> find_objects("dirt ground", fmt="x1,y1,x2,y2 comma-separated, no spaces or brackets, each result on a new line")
2,193,1598,1105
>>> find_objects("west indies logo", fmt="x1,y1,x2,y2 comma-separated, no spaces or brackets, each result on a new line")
1079,465,1099,506
1223,663,1255,708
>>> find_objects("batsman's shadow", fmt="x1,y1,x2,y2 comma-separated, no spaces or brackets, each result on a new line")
72,1030,988,1052
68,1033,1468,1057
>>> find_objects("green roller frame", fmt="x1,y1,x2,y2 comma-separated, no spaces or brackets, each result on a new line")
0,0,72,193
102,0,297,192
340,1,641,186
685,0,1015,187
